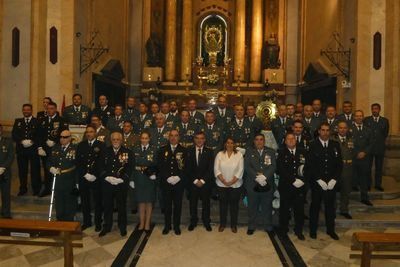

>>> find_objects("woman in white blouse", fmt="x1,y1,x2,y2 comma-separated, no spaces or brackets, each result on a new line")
214,137,244,233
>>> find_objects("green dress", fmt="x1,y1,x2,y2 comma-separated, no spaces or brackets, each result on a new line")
131,145,157,203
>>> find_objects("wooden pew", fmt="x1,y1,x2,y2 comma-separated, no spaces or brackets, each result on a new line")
0,219,82,267
350,232,400,267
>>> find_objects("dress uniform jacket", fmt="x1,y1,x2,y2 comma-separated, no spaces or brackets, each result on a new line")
137,113,153,133
92,106,114,126
76,139,105,227
295,133,312,152
100,146,134,231
324,118,340,137
12,117,41,194
122,132,139,150
37,115,68,154
149,126,171,149
245,116,264,135
95,126,111,146
271,117,292,147
123,108,140,121
164,114,178,129
157,144,186,228
175,122,198,148
337,113,354,128
0,137,14,217
47,143,78,221
227,119,254,148
106,116,125,133
189,111,205,125
62,105,91,125
132,145,157,203
212,107,234,126
303,117,320,139
244,146,276,231
364,116,389,156
199,123,225,153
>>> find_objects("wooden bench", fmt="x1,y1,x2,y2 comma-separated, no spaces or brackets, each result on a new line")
0,219,82,267
350,232,400,267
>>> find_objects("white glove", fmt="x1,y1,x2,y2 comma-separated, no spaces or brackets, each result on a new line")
0,167,5,175
105,176,118,185
46,140,55,147
292,179,305,188
327,179,337,190
21,139,33,148
84,173,96,182
129,181,135,189
38,147,47,157
173,176,181,185
149,174,156,180
49,167,60,175
317,179,328,191
115,178,124,184
167,176,175,184
255,176,267,186
237,147,246,156
297,165,304,177
193,179,199,185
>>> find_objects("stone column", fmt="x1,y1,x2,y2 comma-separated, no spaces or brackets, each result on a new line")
180,0,192,81
165,0,177,81
234,0,246,80
250,0,263,82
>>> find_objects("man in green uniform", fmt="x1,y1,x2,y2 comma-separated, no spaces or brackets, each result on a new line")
62,93,91,125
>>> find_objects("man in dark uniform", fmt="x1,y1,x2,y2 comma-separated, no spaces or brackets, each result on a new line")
246,102,264,135
12,104,41,196
149,113,171,149
169,99,180,117
47,130,78,221
351,110,373,206
307,122,342,240
271,104,292,147
76,125,105,231
106,104,125,133
212,95,234,126
99,132,134,237
62,93,91,125
157,130,186,235
199,111,225,154
92,95,114,126
332,121,355,219
303,105,320,139
277,132,308,240
186,132,214,231
161,102,178,129
36,97,53,121
286,104,296,120
187,99,205,125
90,115,111,146
138,103,153,133
175,110,198,148
324,105,339,137
312,99,326,122
0,124,14,218
337,101,354,128
244,134,276,235
227,104,254,150
37,102,68,197
364,103,389,191
292,120,312,151
123,96,140,120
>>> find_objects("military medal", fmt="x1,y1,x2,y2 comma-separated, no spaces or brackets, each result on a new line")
147,154,153,161
348,141,354,149
2,146,7,152
264,155,271,165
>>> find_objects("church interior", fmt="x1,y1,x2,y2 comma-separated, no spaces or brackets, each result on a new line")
0,0,400,266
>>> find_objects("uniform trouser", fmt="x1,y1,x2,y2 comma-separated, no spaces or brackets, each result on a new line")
0,173,11,217
279,187,305,234
368,153,384,187
189,185,211,225
339,164,353,213
218,186,241,228
248,189,274,231
102,183,128,231
79,179,102,227
163,186,184,229
40,156,51,191
309,186,336,234
55,183,77,221
17,151,41,194
353,158,370,201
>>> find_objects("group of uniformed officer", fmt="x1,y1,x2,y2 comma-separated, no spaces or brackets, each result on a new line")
1,93,389,241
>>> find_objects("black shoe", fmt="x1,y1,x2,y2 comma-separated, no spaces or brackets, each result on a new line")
340,212,353,219
162,227,171,235
310,232,317,239
174,228,181,235
375,186,384,192
38,189,50,197
131,209,137,214
188,224,196,231
204,224,212,232
352,186,359,192
95,225,102,232
81,224,92,231
361,200,373,206
327,232,339,240
296,232,305,240
247,229,255,235
99,229,109,237
120,229,127,237
17,189,27,196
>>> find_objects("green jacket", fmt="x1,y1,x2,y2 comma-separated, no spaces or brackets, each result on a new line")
244,146,276,192
0,137,14,179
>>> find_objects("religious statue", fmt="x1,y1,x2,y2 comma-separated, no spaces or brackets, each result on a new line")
263,33,281,69
146,32,163,67
203,25,223,67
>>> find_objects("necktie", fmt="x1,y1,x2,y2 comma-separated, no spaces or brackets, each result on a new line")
341,137,345,143
282,118,285,125
290,150,294,155
183,124,187,131
172,146,175,153
25,118,29,124
258,150,262,156
238,120,242,127
62,146,66,152
358,126,362,131
197,148,202,165
89,141,92,147
324,142,327,148
250,117,254,122
158,128,161,134
374,117,378,123
346,115,349,121
190,112,193,117
209,125,212,130
143,146,146,152
297,136,300,143
140,115,144,121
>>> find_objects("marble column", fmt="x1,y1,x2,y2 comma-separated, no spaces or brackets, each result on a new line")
165,0,177,81
250,0,263,82
234,0,245,80
180,0,192,81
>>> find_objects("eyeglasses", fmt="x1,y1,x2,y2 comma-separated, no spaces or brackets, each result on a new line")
60,135,71,139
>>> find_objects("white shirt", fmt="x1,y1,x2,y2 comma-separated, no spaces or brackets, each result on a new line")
214,151,244,188
218,107,226,117
319,138,329,148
